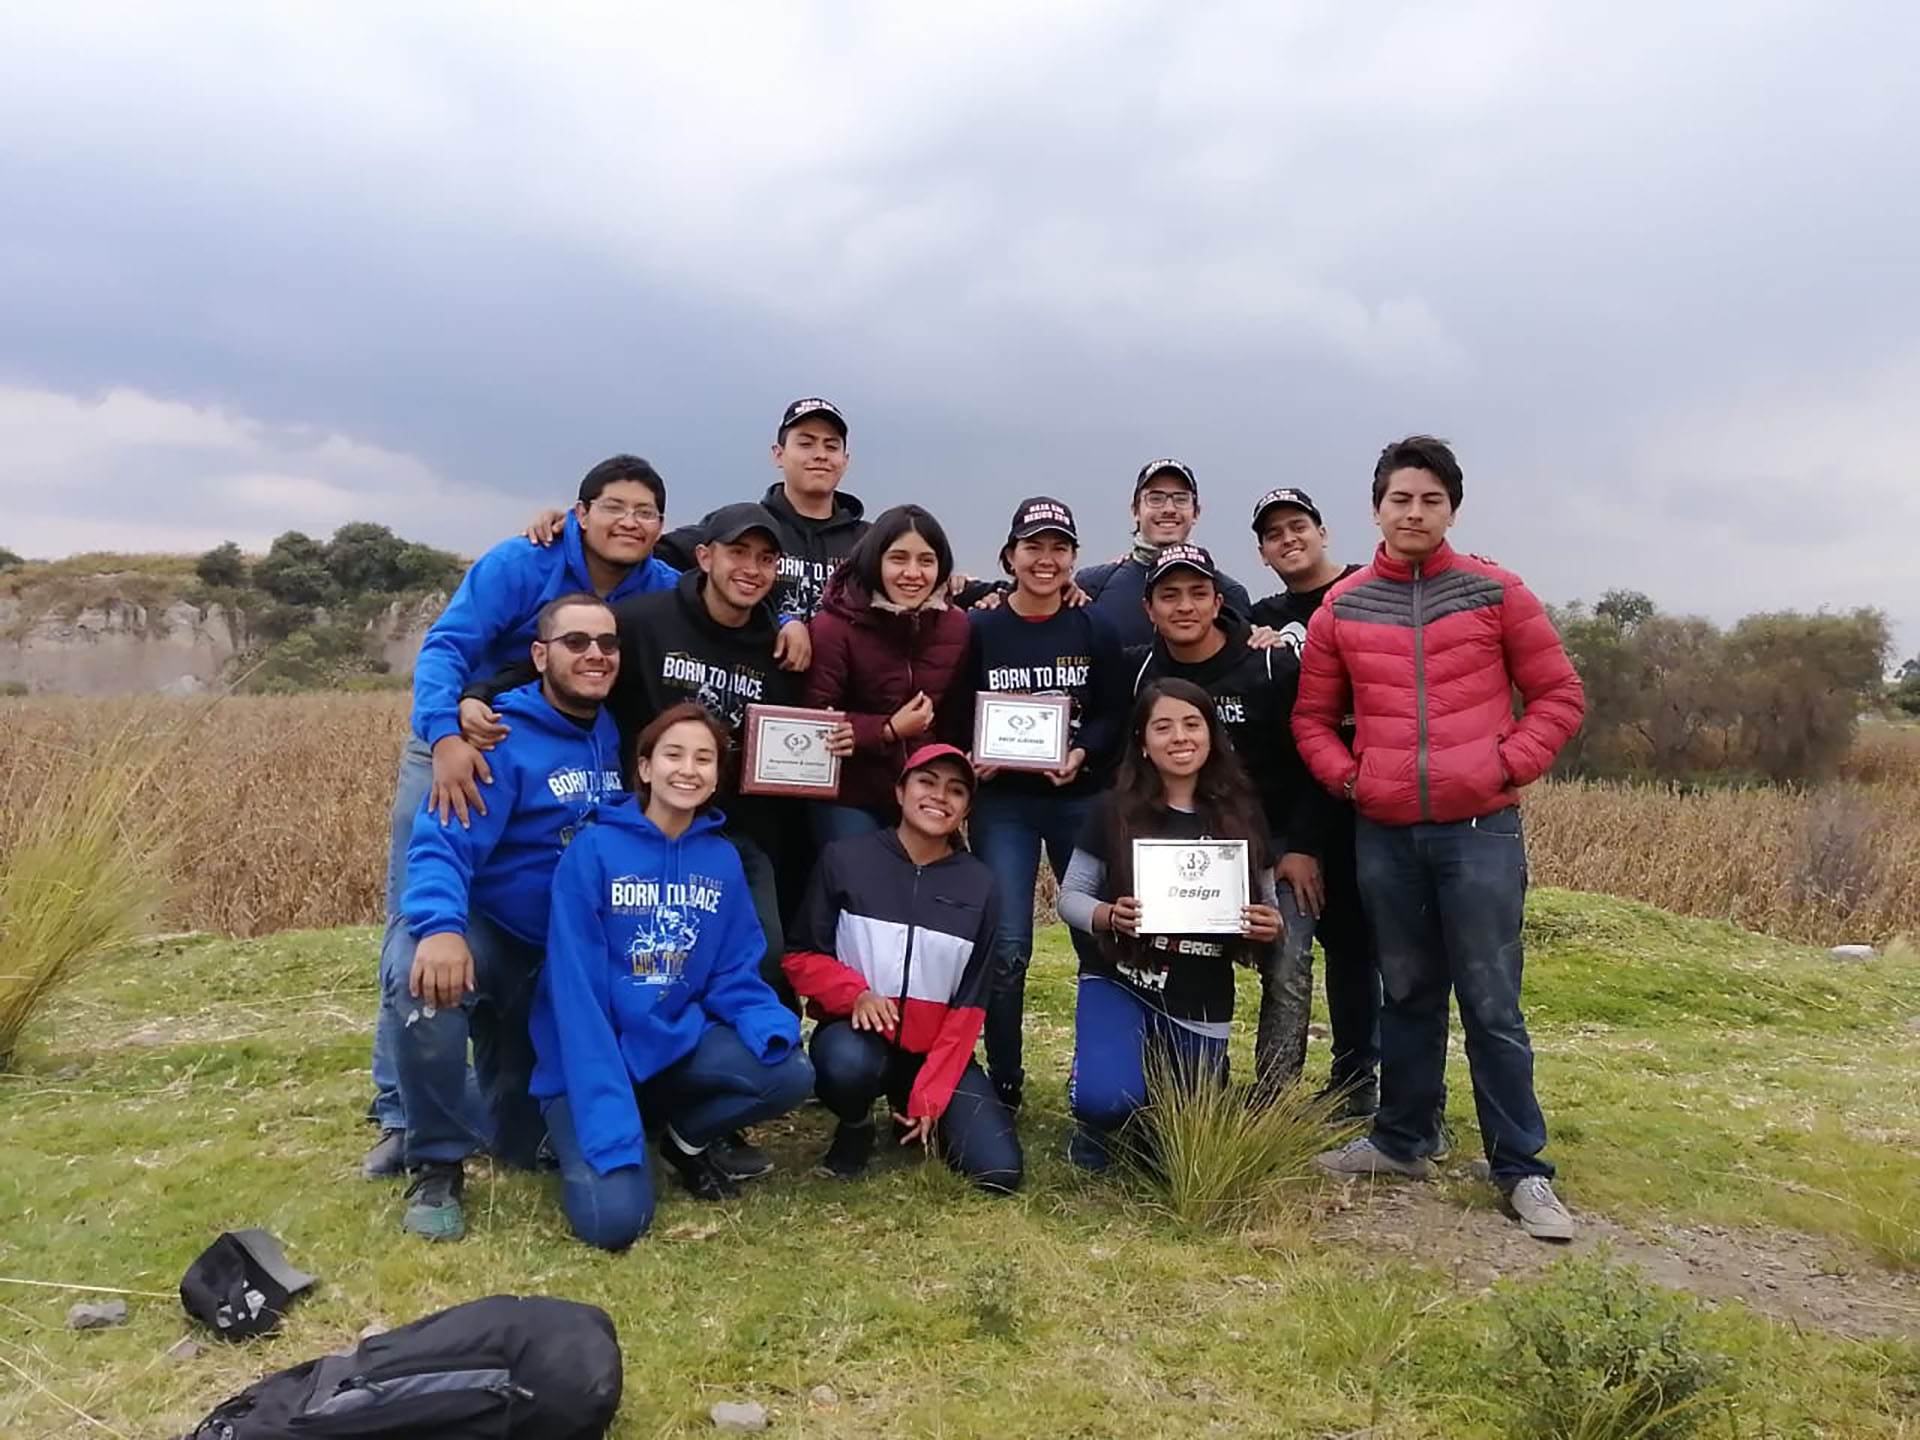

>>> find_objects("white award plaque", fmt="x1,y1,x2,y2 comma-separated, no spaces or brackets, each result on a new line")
1132,838,1249,935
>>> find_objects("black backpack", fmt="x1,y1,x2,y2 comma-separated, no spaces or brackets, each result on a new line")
179,1294,621,1439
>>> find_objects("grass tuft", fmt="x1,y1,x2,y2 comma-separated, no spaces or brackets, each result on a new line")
0,720,179,1066
1131,1052,1354,1229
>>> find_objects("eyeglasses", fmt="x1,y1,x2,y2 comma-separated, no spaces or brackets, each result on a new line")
547,631,620,655
590,500,661,524
1139,490,1195,511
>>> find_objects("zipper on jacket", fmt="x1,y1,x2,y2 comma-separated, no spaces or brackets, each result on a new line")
1412,564,1431,821
893,864,923,1055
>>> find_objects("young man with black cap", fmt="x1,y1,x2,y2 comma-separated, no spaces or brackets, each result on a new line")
392,593,627,1241
1247,487,1381,1116
1132,542,1327,1094
1294,436,1585,1243
1075,459,1254,649
966,497,1129,1113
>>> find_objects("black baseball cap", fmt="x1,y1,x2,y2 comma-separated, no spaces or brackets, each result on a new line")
1251,486,1323,531
1006,496,1078,545
777,397,848,440
179,1229,316,1341
1133,458,1199,499
1145,542,1219,590
703,502,784,549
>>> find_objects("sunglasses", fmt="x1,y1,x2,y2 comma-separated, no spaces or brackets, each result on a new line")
547,631,620,656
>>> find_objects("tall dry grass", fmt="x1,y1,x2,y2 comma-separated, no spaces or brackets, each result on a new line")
2,696,1917,945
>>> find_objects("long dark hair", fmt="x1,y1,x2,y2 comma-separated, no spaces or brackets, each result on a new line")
1105,678,1269,905
630,702,731,807
836,504,953,604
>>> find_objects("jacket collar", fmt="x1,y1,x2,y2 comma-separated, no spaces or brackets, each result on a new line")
1369,539,1458,582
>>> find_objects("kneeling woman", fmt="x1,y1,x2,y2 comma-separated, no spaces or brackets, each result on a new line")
783,744,1021,1192
1058,679,1282,1171
532,702,814,1250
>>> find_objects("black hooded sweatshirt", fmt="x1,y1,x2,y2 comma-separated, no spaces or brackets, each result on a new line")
657,483,870,624
1129,615,1329,859
467,570,799,851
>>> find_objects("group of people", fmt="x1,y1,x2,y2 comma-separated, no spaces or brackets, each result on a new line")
365,396,1587,1252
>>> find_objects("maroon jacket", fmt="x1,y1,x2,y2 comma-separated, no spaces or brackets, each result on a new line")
1292,541,1584,826
804,572,974,817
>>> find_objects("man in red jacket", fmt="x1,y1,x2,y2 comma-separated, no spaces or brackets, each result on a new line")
1292,436,1584,1242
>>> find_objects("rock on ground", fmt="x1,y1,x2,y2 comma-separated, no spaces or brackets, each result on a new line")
711,1400,771,1432
67,1300,128,1330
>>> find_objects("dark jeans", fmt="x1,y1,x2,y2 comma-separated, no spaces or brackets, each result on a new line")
1253,881,1315,1095
728,832,789,1006
810,802,886,849
970,785,1101,1090
1068,975,1228,1171
810,1022,1023,1192
385,909,545,1170
1355,807,1551,1184
543,1026,815,1250
370,735,434,1129
1316,812,1382,1091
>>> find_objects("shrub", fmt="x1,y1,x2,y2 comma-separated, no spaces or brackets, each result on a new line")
0,720,178,1065
1131,1050,1348,1228
194,540,248,589
1493,1255,1729,1440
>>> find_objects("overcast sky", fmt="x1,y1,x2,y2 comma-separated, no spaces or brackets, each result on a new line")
3,2,1916,656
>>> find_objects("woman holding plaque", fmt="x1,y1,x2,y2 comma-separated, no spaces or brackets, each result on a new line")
1056,678,1283,1172
531,703,816,1250
803,504,974,843
965,496,1129,1117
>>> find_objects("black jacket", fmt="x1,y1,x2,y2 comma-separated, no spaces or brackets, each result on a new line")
1248,563,1362,633
1130,615,1329,858
658,483,870,623
1077,554,1254,650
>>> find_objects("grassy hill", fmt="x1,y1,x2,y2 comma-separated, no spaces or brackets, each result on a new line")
3,894,1917,1437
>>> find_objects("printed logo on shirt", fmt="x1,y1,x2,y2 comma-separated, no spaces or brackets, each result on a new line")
776,554,842,621
1213,695,1247,726
1272,620,1308,655
662,652,767,729
985,654,1090,691
610,871,727,986
546,766,624,802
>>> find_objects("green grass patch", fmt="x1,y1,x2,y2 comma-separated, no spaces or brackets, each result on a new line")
3,892,1918,1436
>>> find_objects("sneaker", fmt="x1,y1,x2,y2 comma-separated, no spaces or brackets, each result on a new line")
709,1129,774,1181
362,1126,406,1180
401,1162,466,1241
1427,1119,1455,1164
1505,1175,1574,1241
1313,1136,1436,1180
816,1121,875,1180
1066,1124,1111,1174
992,1074,1024,1114
657,1133,740,1201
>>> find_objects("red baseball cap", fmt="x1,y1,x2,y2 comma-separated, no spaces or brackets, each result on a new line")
901,743,976,789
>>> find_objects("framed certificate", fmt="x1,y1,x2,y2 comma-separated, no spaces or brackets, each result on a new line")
1132,838,1249,935
973,692,1072,772
740,705,844,798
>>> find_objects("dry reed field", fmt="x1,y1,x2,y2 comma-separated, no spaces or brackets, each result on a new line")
3,695,1917,944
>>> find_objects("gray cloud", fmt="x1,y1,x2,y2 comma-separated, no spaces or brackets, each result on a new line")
1,1,1915,654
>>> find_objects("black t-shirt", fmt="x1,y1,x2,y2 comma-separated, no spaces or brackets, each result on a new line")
1074,797,1239,1026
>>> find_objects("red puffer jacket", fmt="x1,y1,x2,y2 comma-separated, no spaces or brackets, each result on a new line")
1291,542,1584,826
804,571,974,817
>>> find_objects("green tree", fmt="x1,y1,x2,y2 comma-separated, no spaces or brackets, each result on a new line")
1886,656,1920,717
389,540,466,594
194,540,248,589
0,546,23,570
1594,588,1656,631
1722,609,1890,781
325,522,408,594
253,531,337,609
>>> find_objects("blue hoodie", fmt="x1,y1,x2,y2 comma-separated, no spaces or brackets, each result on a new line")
402,683,625,945
409,511,677,747
529,802,800,1175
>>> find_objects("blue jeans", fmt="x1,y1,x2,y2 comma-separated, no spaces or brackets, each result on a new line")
810,1022,1023,1192
810,802,886,849
370,735,434,1130
970,786,1101,1090
1068,975,1228,1171
384,910,546,1170
1355,807,1551,1184
543,1026,815,1250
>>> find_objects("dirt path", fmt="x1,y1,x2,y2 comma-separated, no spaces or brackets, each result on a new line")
1318,1177,1920,1341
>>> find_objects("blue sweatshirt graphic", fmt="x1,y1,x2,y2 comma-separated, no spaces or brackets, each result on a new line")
530,803,800,1174
402,684,624,945
409,511,677,747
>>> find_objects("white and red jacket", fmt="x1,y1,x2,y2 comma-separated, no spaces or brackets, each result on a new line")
783,830,999,1121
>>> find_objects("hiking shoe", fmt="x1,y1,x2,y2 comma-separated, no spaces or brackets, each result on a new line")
362,1126,406,1180
1315,1078,1379,1121
401,1162,466,1241
817,1121,876,1180
1067,1124,1112,1174
1427,1119,1455,1164
1505,1176,1575,1242
1313,1136,1436,1180
710,1129,774,1181
658,1135,740,1201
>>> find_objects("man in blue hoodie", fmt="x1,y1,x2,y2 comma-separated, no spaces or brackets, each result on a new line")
364,456,678,1180
389,592,628,1241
